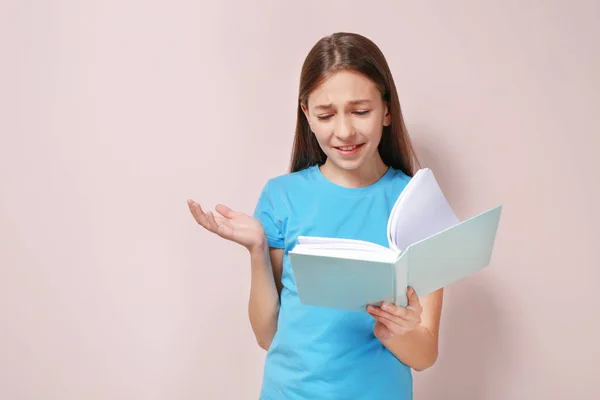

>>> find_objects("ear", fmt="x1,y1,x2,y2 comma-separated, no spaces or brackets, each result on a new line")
383,104,391,127
301,102,311,123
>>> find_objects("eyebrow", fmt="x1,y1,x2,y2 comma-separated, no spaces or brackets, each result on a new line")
314,99,372,110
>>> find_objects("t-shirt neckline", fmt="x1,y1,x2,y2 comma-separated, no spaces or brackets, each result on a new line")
309,164,394,195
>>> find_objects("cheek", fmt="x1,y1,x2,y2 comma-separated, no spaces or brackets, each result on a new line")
309,116,383,144
310,124,330,144
356,119,383,141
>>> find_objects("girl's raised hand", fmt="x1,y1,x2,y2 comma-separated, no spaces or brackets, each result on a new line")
187,199,266,252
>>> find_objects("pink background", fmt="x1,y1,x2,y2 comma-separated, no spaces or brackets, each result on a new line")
1,1,598,399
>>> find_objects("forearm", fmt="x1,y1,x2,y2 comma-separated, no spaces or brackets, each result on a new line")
380,326,439,371
247,241,280,350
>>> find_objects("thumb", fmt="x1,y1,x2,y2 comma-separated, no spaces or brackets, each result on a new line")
407,287,419,305
215,204,241,218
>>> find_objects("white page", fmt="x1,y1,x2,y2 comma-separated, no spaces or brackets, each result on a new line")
296,236,391,252
294,242,394,254
290,246,399,263
387,168,460,252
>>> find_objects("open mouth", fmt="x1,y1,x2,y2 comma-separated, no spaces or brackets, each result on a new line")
334,143,364,156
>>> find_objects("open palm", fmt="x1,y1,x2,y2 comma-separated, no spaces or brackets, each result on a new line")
187,199,265,251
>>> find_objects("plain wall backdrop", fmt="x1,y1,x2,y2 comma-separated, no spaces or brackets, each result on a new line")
1,0,599,399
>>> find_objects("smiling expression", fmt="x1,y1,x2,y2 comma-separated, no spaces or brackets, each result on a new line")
301,69,391,172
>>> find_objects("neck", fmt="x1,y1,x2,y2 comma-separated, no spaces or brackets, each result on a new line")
320,154,388,188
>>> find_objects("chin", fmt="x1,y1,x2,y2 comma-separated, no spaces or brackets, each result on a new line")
325,144,375,170
334,159,365,170
325,154,369,172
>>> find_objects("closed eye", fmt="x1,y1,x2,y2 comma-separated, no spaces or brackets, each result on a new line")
317,110,369,121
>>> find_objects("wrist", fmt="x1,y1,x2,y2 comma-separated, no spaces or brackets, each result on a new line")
248,236,268,257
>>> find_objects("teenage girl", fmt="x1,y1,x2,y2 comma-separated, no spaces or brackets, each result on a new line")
187,32,443,400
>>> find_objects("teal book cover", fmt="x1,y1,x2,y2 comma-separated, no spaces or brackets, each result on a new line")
289,204,502,312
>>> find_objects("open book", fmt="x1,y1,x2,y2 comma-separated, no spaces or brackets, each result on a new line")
288,168,503,311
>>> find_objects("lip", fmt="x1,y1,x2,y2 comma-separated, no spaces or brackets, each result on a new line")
333,143,364,156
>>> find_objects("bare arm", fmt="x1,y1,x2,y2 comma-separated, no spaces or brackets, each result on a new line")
248,240,284,350
186,200,285,351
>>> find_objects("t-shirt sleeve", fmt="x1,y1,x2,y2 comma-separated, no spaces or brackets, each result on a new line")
253,180,285,249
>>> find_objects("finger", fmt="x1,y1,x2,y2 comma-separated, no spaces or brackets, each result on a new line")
373,315,405,335
213,215,230,225
187,199,206,217
380,302,409,318
407,287,421,307
206,211,220,232
209,212,236,240
187,200,210,228
215,204,241,219
406,288,423,316
367,305,410,326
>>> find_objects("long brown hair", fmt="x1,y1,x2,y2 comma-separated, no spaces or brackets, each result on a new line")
289,32,419,177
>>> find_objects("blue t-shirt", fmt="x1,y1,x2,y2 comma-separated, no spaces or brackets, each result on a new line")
253,164,413,400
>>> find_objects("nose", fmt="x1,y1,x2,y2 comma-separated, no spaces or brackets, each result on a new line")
334,115,355,140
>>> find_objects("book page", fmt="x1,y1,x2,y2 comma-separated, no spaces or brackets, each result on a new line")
290,245,399,263
387,168,460,252
296,236,392,253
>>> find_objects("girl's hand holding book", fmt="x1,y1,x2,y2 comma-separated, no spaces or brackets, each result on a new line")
367,287,423,340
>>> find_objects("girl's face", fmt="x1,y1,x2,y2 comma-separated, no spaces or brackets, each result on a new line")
301,69,391,174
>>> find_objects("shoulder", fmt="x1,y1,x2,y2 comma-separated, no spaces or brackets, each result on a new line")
254,166,315,215
259,166,317,197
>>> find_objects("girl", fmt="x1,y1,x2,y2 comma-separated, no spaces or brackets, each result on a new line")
188,32,443,400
